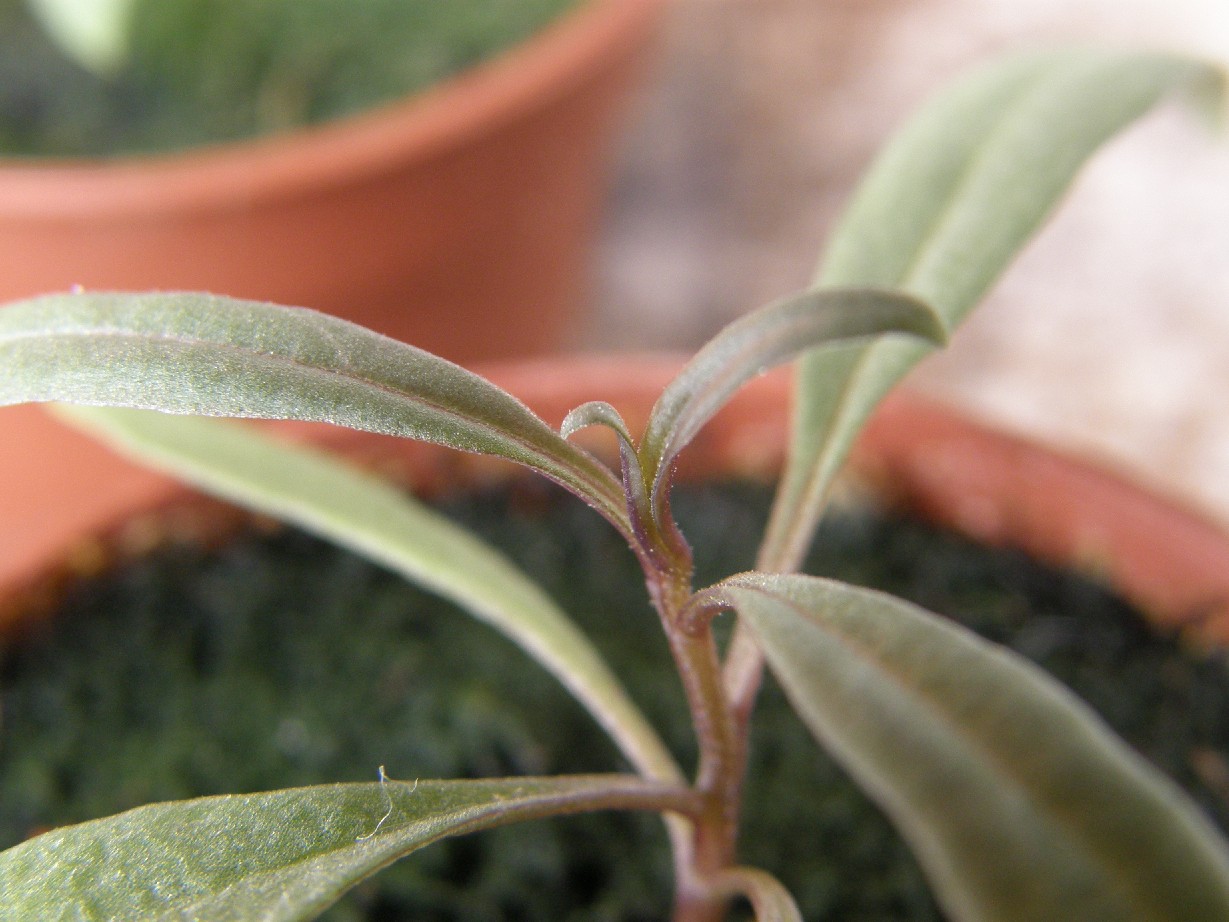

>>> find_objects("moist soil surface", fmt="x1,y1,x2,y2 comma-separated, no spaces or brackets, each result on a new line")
3,479,1228,920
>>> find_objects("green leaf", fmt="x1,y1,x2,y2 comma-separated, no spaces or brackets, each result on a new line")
639,287,944,511
711,573,1229,922
0,291,630,533
0,774,694,922
24,0,136,74
561,400,636,446
55,405,683,788
762,49,1227,569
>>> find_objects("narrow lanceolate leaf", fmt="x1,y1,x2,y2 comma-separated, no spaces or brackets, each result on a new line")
713,573,1229,922
0,775,695,922
639,287,943,517
0,291,630,532
56,405,683,788
762,50,1227,570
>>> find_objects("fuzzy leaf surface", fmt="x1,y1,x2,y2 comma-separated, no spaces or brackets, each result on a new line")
0,775,690,922
0,291,629,530
763,49,1227,568
717,573,1229,921
560,399,658,549
639,287,943,510
56,405,682,787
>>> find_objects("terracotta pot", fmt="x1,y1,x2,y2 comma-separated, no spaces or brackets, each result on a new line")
3,355,1229,646
0,0,663,361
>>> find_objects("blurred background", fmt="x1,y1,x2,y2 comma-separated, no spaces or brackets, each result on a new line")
2,0,1228,547
586,0,1229,523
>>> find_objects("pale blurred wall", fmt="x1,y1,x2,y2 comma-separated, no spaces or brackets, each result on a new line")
588,0,1229,522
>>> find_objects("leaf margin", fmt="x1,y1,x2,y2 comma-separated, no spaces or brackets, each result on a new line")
0,290,631,533
709,571,1229,921
0,774,697,922
53,403,684,789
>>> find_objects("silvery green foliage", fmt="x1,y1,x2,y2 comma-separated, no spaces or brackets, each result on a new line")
706,574,1229,922
763,50,1225,569
0,48,1225,922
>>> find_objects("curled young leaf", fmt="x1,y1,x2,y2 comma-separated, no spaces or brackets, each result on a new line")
560,399,652,534
562,395,699,575
560,399,636,445
0,291,630,533
712,572,1229,922
0,775,697,922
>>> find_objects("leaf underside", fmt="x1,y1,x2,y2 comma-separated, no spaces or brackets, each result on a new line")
0,775,685,922
0,291,629,530
723,574,1229,922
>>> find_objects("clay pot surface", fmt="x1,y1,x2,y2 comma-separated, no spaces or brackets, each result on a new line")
3,354,1229,645
0,0,663,361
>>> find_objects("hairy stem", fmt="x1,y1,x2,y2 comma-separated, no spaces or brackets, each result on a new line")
628,458,757,920
648,573,745,922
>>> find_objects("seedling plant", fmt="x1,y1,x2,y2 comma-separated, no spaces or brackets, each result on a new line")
0,48,1227,922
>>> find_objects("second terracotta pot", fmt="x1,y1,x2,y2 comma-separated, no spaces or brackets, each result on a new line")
0,0,663,361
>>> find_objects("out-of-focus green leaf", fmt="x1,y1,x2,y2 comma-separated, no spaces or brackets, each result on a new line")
0,774,693,922
56,404,683,788
762,50,1226,570
0,291,630,532
23,0,135,74
711,573,1229,921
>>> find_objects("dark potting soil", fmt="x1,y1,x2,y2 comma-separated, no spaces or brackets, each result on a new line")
0,0,579,158
3,479,1229,921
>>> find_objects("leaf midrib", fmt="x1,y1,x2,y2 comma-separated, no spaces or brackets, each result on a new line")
882,60,1059,308
737,581,1142,913
770,63,1067,568
7,328,628,524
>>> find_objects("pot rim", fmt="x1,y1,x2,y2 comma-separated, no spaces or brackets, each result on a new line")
0,0,664,217
3,351,1228,644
